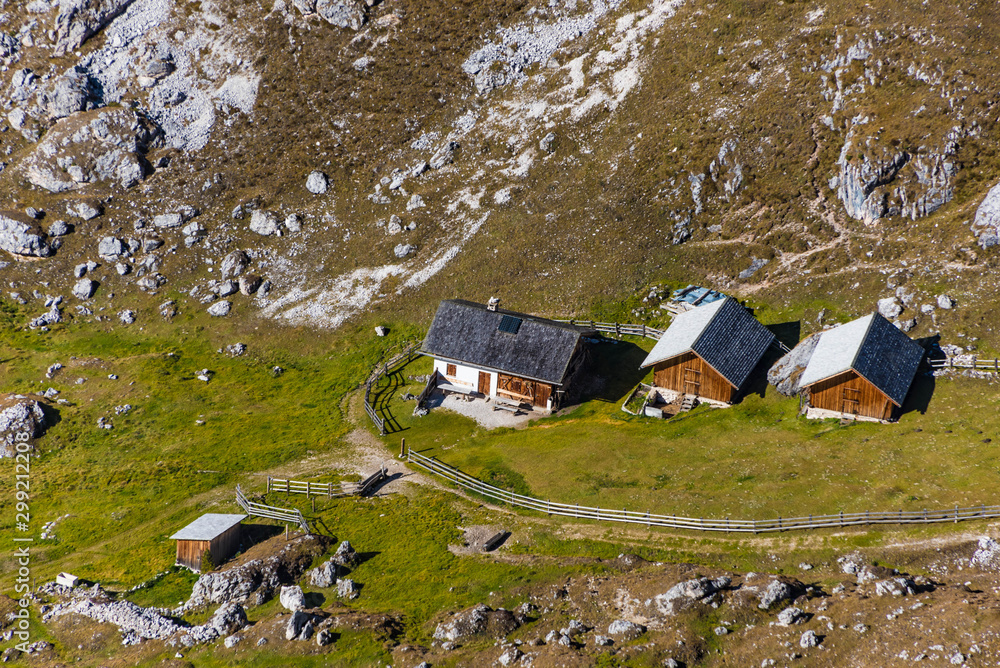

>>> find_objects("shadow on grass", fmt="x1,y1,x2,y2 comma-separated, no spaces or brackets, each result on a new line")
575,337,650,404
767,320,802,349
899,373,935,417
241,524,285,551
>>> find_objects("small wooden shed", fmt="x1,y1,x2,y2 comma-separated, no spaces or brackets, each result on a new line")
420,299,595,410
798,313,924,421
639,297,776,404
170,513,246,572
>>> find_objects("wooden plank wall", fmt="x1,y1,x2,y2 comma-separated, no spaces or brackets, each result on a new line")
209,525,242,567
497,374,553,408
807,370,893,420
652,352,735,403
176,540,209,571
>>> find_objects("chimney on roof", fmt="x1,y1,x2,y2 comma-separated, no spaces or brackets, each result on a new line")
486,297,500,312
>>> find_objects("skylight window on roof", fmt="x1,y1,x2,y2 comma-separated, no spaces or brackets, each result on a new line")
497,315,522,334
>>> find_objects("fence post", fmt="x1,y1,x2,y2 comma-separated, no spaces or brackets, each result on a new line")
955,506,959,523
839,511,843,527
547,500,551,516
400,437,406,459
778,516,782,531
923,508,927,521
647,511,651,528
267,477,271,493
753,519,757,534
328,482,333,498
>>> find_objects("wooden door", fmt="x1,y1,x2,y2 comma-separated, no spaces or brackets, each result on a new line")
478,371,491,395
683,367,702,396
841,387,860,415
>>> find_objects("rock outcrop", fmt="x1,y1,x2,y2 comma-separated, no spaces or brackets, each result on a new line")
54,0,137,56
21,109,159,193
767,334,821,396
1,395,48,457
433,604,520,642
0,211,52,258
972,181,1000,249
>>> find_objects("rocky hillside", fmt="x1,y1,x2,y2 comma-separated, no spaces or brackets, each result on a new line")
0,0,998,343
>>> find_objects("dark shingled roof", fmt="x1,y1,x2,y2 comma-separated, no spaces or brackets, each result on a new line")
692,298,776,389
799,313,925,406
851,314,925,406
641,298,776,390
420,300,589,385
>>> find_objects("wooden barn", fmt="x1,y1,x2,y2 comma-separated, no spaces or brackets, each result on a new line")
170,513,246,572
420,299,595,410
639,297,776,404
798,313,924,421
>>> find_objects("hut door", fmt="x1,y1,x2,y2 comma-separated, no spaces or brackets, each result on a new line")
478,371,491,395
841,388,860,415
683,367,702,396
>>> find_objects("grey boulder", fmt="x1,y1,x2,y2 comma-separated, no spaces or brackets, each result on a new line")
305,171,329,194
54,0,137,56
207,301,232,317
220,250,250,279
279,585,305,612
249,211,280,236
72,278,97,300
0,211,52,257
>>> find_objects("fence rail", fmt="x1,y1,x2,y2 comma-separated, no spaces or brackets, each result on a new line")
555,319,663,341
930,357,1000,371
363,341,423,435
236,484,310,532
406,449,1000,533
267,465,389,499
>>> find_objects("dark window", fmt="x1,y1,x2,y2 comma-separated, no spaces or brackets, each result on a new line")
497,315,523,334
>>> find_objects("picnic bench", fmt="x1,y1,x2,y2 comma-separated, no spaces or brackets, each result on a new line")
492,396,528,414
438,382,478,397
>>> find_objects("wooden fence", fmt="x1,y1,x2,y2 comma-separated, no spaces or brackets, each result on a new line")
364,341,423,435
556,319,664,341
267,465,389,499
236,484,311,532
405,449,1000,533
930,357,1000,371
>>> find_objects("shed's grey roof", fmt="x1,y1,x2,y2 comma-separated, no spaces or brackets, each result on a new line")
799,313,924,405
420,300,590,385
170,514,246,541
640,297,776,389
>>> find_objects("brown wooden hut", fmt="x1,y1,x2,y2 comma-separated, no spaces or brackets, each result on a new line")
170,513,246,572
798,313,924,421
639,297,776,404
419,299,595,410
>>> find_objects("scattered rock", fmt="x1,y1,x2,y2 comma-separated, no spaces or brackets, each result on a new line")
970,537,1000,571
36,66,98,121
67,200,103,220
207,301,232,317
98,236,125,257
216,281,238,298
937,294,955,310
153,206,198,229
0,211,52,258
284,214,302,232
225,343,246,357
285,610,314,641
332,541,360,569
800,630,820,648
316,629,334,646
714,626,729,636
877,297,903,319
777,607,806,626
1,395,47,457
654,576,730,615
239,274,262,296
279,585,305,612
306,171,329,194
336,578,359,600
307,560,338,588
394,243,416,259
72,278,97,300
47,220,71,237
539,132,556,153
607,619,645,640
429,141,459,169
249,210,280,236
433,604,519,642
407,194,425,211
118,310,135,325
